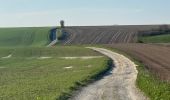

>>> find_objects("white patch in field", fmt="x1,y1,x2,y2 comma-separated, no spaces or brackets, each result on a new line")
64,66,73,69
85,65,92,68
60,56,103,60
2,54,12,59
38,57,52,59
0,67,5,69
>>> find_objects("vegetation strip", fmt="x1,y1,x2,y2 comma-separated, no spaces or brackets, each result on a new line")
139,34,170,43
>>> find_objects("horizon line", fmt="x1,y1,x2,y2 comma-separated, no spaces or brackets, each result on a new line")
0,24,169,28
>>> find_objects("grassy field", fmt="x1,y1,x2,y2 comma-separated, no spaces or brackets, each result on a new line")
0,27,53,47
101,45,170,100
139,34,170,43
0,46,101,58
0,46,111,100
136,61,170,100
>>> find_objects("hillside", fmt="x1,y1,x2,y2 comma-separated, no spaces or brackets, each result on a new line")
61,25,165,44
0,25,168,46
0,27,52,47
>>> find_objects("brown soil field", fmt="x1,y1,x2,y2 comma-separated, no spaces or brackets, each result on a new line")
108,43,170,81
150,43,170,47
60,25,170,81
61,25,163,44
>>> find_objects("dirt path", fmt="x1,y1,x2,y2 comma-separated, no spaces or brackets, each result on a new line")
70,47,148,100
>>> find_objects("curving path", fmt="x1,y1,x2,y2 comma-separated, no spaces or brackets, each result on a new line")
70,47,148,100
47,28,58,47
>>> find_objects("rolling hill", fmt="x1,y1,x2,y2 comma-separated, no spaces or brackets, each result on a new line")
0,27,53,47
61,25,165,44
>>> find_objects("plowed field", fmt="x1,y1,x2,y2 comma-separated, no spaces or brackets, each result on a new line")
61,25,163,44
108,44,170,81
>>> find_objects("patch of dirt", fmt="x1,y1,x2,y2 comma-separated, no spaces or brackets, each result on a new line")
64,66,73,69
2,54,12,59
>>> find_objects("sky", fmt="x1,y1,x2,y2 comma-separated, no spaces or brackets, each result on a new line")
0,0,169,27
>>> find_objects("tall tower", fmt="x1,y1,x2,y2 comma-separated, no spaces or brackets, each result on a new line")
60,20,65,28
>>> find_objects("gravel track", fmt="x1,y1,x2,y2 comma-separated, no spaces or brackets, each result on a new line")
70,47,148,100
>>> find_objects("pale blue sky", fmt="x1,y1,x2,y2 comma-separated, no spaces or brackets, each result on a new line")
0,0,169,27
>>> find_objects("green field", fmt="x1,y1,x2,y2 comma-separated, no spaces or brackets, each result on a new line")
0,27,111,99
0,46,101,58
0,27,53,47
139,34,170,43
0,46,111,100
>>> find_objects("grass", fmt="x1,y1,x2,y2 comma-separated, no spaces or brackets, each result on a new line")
0,46,111,100
0,27,53,47
99,45,170,100
136,62,170,100
0,46,101,58
139,34,170,43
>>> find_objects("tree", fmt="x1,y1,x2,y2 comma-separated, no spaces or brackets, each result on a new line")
60,20,65,28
